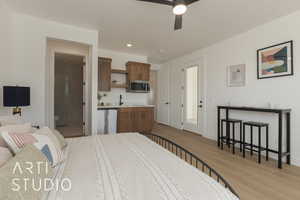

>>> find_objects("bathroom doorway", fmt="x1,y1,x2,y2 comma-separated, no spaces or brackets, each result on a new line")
54,53,85,137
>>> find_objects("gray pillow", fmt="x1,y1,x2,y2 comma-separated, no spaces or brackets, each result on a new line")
0,144,54,200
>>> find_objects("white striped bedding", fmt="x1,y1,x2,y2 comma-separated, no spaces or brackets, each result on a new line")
46,133,239,200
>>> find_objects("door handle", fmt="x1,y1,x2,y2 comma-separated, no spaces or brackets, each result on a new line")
165,102,169,105
198,105,203,108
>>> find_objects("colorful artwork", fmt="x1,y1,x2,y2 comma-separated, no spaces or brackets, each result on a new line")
257,41,293,79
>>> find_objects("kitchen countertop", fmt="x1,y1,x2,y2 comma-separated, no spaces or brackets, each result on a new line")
98,105,155,110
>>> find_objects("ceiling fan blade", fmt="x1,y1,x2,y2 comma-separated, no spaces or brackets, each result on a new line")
174,15,183,30
136,0,173,6
185,0,200,5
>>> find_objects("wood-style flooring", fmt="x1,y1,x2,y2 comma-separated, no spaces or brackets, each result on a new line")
152,123,300,200
57,125,84,138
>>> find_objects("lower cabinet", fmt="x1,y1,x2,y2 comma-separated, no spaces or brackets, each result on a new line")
117,107,154,133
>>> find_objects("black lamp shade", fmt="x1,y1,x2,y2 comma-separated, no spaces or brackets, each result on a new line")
3,86,30,107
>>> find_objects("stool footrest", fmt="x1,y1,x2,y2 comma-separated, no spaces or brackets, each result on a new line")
244,146,267,153
220,137,242,144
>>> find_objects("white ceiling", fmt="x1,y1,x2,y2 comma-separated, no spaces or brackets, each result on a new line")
5,0,300,63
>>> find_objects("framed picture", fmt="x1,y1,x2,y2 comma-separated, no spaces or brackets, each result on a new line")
257,41,293,79
227,64,246,87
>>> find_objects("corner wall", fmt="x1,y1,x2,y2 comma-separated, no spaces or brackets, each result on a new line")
162,10,300,166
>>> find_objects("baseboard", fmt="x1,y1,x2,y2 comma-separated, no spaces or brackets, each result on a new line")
292,157,300,167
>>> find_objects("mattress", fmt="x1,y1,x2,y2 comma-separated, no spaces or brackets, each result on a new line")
46,133,239,200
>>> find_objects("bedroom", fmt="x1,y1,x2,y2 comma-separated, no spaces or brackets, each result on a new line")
0,0,300,199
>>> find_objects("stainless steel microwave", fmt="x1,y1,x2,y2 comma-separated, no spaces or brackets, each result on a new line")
127,81,150,93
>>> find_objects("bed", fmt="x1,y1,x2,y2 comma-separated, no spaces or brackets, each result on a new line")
47,133,239,200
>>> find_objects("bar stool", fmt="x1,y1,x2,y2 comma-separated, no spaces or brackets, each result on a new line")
243,121,269,163
220,119,243,154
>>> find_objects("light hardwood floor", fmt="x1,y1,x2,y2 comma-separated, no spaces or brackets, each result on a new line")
152,123,300,200
57,125,84,138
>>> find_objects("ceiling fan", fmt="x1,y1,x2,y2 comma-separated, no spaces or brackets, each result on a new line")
137,0,200,30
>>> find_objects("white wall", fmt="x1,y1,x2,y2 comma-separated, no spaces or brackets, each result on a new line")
0,1,13,116
0,11,99,135
98,49,155,106
162,10,300,166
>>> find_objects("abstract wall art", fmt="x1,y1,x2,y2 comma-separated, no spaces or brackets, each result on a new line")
257,41,293,79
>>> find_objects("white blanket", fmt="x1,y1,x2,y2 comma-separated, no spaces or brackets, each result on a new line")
47,133,239,200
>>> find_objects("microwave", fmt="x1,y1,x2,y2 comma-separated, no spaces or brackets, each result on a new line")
127,81,150,93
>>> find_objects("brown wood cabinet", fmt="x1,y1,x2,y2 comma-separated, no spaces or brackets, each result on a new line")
98,57,112,91
117,107,154,133
126,61,150,81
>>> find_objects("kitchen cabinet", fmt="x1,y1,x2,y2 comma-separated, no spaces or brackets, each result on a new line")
117,108,133,133
98,57,112,91
117,107,154,133
126,61,150,81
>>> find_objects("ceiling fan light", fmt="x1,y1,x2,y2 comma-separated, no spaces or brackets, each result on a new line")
173,4,187,15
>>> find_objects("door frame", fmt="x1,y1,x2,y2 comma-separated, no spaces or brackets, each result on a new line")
181,58,206,135
48,50,88,135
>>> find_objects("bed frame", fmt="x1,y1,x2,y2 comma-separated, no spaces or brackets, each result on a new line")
142,133,239,198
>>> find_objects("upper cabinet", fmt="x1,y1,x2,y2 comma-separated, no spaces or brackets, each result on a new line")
126,61,150,81
98,57,112,91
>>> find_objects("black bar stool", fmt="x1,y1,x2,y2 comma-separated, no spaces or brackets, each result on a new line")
220,119,243,154
243,121,269,163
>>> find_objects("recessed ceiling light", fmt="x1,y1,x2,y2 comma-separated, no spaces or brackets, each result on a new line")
126,43,133,47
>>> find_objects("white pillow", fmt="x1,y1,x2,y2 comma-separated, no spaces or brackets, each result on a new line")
0,123,32,147
0,147,13,167
51,129,67,149
0,115,24,126
35,127,61,152
36,127,67,150
1,132,64,167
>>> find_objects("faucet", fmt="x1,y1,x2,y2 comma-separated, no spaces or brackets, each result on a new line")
119,95,124,106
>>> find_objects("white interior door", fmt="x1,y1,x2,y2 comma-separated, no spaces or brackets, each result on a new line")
183,65,203,134
157,65,170,125
170,65,184,129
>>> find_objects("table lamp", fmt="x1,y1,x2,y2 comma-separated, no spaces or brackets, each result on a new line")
3,86,30,116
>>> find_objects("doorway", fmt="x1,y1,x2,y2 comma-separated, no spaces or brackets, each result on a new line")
183,65,203,133
54,53,85,137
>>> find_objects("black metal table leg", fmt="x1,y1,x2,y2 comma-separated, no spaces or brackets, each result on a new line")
266,125,269,161
221,120,224,150
278,112,283,169
240,121,242,152
226,109,230,147
258,127,261,164
243,124,246,158
250,126,253,156
286,112,291,164
218,107,221,147
232,123,235,154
